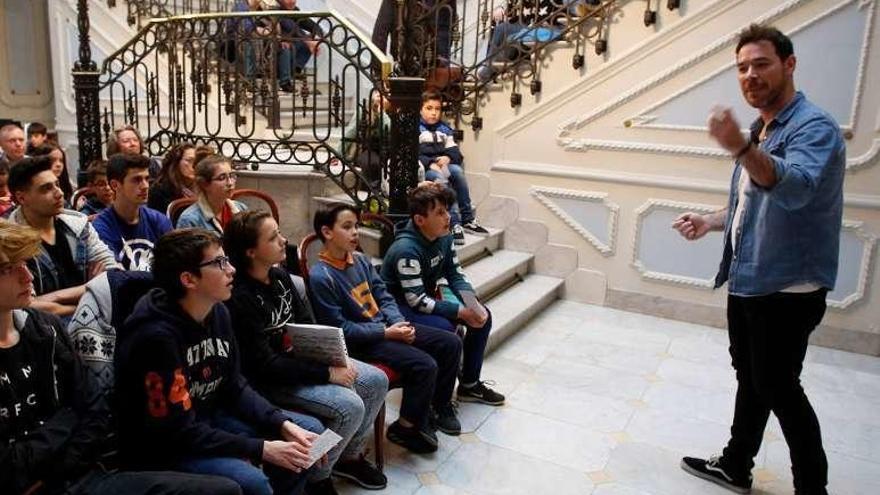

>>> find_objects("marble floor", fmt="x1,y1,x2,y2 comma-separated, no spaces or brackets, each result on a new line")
338,301,880,495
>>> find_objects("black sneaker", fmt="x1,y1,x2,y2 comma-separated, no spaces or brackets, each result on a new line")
386,420,438,454
305,477,339,495
452,224,466,245
432,402,461,436
680,455,752,494
332,455,387,490
279,81,295,93
462,220,489,236
457,381,505,406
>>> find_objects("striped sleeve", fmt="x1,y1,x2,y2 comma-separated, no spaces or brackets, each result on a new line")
394,253,460,320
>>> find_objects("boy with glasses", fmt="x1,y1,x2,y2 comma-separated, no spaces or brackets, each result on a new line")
115,228,323,495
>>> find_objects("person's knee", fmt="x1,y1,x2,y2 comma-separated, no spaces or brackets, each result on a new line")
409,355,439,382
233,467,273,495
292,413,325,434
200,476,244,495
360,364,390,396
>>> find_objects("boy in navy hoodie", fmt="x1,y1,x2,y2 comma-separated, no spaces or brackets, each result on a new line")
418,91,489,245
115,228,323,495
381,183,505,407
308,203,462,453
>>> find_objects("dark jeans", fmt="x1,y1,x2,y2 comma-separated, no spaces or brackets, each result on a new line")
425,163,474,225
398,302,491,386
349,323,462,429
722,290,829,493
65,469,241,495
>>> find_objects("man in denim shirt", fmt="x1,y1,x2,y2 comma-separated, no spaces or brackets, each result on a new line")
673,25,843,495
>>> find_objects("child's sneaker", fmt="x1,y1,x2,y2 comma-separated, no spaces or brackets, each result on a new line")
680,455,752,493
462,220,489,236
457,381,505,406
332,455,387,489
452,224,466,245
431,402,461,436
386,420,438,454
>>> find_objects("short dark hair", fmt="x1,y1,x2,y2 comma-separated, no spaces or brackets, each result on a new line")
27,122,47,137
224,210,273,273
408,182,455,218
85,160,108,184
152,228,222,300
313,202,360,242
0,155,9,176
8,156,53,193
421,90,443,106
735,24,794,60
107,153,151,183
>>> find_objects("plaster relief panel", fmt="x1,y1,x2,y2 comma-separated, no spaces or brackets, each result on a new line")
828,221,876,309
632,199,724,288
530,186,619,256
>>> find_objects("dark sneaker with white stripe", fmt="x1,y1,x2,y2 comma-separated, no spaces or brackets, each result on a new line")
462,220,489,236
681,455,752,493
457,381,505,406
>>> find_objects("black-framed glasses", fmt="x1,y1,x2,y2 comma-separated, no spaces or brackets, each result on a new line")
211,172,238,183
197,255,233,271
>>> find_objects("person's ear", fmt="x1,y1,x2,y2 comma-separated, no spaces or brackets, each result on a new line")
321,225,333,242
180,271,199,291
783,54,796,77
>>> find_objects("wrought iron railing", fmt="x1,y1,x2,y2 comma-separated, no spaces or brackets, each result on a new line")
389,0,681,136
108,0,234,27
88,10,395,211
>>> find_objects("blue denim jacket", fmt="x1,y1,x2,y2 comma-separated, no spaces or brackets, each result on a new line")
714,92,845,296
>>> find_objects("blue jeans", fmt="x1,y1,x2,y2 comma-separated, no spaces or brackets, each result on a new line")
398,302,491,386
425,163,474,225
278,40,312,83
176,410,323,495
264,360,388,481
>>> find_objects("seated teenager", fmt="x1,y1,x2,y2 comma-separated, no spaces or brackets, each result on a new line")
114,228,324,495
308,203,463,453
7,156,118,317
31,143,74,207
224,210,389,494
93,153,172,271
149,142,197,214
177,154,247,234
26,121,48,154
0,220,241,495
78,160,114,217
381,183,505,406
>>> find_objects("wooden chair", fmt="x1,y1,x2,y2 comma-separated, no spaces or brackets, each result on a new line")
298,229,400,472
167,196,197,226
232,188,280,222
70,186,92,210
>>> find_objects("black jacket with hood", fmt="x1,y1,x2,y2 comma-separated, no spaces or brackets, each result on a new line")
0,308,105,494
114,288,288,469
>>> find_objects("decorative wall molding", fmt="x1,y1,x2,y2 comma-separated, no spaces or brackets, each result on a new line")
530,186,619,256
493,160,880,210
828,219,876,309
630,0,874,132
631,198,721,288
552,0,879,170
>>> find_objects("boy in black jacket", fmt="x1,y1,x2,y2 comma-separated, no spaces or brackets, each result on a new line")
0,220,240,495
115,228,323,495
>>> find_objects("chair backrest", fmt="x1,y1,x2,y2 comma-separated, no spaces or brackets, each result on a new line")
298,233,323,284
167,196,197,225
71,186,92,210
232,188,280,222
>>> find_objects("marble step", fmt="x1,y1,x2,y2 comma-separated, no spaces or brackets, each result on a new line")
463,249,532,300
485,274,564,354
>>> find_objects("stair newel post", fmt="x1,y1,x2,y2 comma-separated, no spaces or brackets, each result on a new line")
387,77,425,220
72,0,103,187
